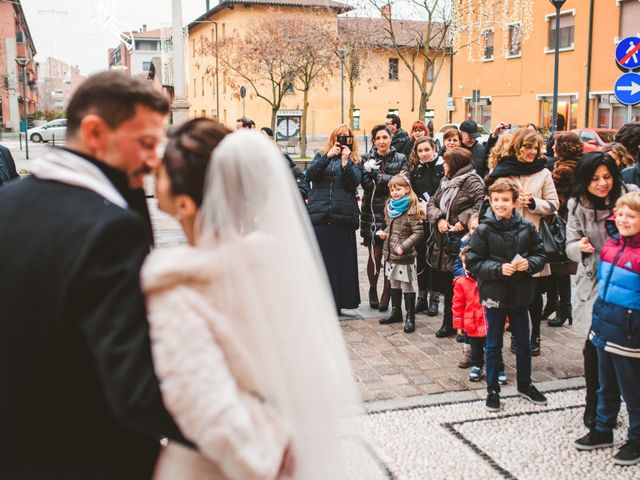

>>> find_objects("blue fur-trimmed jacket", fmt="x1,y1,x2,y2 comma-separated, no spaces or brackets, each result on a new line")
590,218,640,358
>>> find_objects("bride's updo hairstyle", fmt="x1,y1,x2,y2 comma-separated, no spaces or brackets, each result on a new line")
162,118,230,207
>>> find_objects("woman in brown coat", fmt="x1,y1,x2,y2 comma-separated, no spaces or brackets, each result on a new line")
427,148,485,338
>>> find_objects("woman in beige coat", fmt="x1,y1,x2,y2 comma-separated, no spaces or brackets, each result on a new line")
143,128,367,479
485,128,559,356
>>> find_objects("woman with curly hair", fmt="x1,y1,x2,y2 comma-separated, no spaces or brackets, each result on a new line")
545,132,583,327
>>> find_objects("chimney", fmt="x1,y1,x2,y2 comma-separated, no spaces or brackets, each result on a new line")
206,0,210,10
142,24,147,32
381,4,391,19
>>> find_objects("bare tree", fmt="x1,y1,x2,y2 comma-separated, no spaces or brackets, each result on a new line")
337,18,385,131
366,0,503,120
211,16,298,132
288,14,337,158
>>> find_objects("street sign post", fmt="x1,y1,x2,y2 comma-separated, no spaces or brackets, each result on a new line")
616,36,640,71
614,72,640,106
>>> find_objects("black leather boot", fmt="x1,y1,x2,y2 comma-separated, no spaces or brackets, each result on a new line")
427,291,440,317
415,291,429,313
368,285,379,310
378,278,391,312
379,289,403,324
548,303,572,327
403,292,416,333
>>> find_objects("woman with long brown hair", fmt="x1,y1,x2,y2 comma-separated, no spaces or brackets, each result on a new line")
306,124,362,312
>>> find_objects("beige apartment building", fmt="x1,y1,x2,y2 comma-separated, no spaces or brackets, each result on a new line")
186,0,450,141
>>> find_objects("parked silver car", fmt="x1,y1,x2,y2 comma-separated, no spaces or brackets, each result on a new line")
27,119,67,143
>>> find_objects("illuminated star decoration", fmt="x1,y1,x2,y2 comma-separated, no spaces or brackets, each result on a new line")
90,0,135,50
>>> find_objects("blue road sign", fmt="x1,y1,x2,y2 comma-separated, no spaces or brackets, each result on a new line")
616,36,640,71
614,72,640,106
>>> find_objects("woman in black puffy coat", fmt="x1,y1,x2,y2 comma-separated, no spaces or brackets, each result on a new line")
307,124,361,312
361,124,410,311
409,137,445,315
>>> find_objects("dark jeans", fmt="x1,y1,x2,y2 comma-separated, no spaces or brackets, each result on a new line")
485,306,531,393
469,336,505,370
528,277,546,339
584,338,599,405
595,346,640,443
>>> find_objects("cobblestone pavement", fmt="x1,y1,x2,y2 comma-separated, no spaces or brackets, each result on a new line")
148,199,638,478
149,198,585,403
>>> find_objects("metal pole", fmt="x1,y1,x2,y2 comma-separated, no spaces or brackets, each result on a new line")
550,1,565,133
584,0,595,127
340,54,344,124
22,65,29,160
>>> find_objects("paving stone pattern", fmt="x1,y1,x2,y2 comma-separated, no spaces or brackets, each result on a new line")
150,199,586,404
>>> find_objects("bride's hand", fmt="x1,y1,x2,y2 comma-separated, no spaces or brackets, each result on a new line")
278,443,295,477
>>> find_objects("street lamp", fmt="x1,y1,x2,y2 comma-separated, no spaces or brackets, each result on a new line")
15,57,29,160
550,0,566,134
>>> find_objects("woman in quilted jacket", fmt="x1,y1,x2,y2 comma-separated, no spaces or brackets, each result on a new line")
376,174,424,333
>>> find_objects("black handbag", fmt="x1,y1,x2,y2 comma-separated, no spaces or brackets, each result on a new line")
539,205,568,263
444,230,466,257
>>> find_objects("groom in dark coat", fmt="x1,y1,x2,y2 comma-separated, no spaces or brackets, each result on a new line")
0,72,191,478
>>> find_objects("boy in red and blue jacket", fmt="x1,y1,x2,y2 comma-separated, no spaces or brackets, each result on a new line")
575,192,640,466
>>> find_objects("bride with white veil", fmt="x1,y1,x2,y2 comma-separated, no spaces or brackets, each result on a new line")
142,130,369,479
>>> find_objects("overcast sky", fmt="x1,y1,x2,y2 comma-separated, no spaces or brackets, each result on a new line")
20,0,209,75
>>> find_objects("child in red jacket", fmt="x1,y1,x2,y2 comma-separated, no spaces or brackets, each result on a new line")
453,246,506,383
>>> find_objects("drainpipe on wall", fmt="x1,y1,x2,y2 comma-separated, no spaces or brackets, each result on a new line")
448,47,453,124
584,0,595,127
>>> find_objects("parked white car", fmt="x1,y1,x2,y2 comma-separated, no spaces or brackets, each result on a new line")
434,123,490,151
27,119,67,143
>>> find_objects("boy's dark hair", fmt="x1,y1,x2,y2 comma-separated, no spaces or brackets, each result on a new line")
66,71,169,138
236,117,255,128
443,147,472,177
468,212,480,225
571,152,625,208
260,127,274,138
371,123,392,140
488,177,520,202
386,113,401,129
163,118,231,207
614,123,640,161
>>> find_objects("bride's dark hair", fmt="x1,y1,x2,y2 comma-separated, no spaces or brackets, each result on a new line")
162,118,230,207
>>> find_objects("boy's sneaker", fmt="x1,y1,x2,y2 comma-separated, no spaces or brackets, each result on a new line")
574,430,614,451
486,391,500,412
518,384,548,405
498,370,508,385
613,440,640,465
468,366,483,382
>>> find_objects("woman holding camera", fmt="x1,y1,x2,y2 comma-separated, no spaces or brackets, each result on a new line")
307,125,361,312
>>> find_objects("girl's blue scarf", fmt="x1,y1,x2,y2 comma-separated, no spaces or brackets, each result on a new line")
387,196,410,219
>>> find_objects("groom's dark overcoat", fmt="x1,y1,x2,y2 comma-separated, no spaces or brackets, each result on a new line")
0,151,187,479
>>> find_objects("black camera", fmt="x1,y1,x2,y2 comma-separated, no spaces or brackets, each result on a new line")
337,135,353,148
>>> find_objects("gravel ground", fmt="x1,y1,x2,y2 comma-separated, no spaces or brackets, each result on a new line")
366,386,637,479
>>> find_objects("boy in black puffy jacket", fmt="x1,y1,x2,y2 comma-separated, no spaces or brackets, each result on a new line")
465,178,547,412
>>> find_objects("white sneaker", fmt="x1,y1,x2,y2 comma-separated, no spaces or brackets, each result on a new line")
498,370,508,385
469,366,483,382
